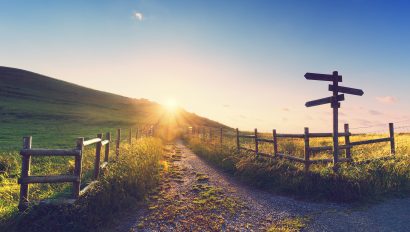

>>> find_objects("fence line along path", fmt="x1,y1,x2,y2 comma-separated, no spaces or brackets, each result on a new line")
189,122,395,172
17,126,155,211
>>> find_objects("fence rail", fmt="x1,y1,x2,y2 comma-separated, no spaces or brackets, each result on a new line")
20,149,80,156
188,122,396,172
17,125,155,211
238,135,256,139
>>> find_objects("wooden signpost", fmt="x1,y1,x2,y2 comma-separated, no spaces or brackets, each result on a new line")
305,71,364,170
305,94,345,107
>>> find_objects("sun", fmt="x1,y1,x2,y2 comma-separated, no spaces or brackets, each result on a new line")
165,98,178,111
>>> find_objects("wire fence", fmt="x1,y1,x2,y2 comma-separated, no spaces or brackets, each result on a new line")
350,119,410,134
347,119,410,150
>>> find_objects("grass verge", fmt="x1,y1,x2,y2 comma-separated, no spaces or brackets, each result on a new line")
185,136,410,202
0,137,163,232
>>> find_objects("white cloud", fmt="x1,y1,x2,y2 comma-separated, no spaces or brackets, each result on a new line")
376,96,397,104
134,12,144,21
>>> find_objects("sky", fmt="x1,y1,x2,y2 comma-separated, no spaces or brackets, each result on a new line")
1,0,410,133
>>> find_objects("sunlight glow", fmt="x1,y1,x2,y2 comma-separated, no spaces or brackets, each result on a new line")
165,98,178,111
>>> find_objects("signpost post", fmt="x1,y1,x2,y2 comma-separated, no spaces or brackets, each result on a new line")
305,71,363,170
331,71,340,168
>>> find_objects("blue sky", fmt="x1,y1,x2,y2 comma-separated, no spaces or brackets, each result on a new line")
1,0,409,132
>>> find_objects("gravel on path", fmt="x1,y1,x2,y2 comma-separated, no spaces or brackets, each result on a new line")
115,141,410,232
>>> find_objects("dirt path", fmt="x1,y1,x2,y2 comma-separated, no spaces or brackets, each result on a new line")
115,141,410,232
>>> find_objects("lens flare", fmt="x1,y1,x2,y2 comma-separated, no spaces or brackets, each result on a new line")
165,98,178,111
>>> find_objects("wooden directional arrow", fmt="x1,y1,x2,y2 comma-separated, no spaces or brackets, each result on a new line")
329,85,364,96
305,94,345,107
304,70,364,170
305,72,342,82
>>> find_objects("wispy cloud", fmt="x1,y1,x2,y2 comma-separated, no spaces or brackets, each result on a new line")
353,118,374,126
376,96,397,104
223,104,230,108
134,12,144,21
369,109,383,115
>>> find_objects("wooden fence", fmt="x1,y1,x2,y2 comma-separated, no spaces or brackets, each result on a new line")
189,126,226,146
189,123,395,171
17,126,154,211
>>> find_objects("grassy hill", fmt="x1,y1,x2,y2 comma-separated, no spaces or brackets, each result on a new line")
0,66,225,149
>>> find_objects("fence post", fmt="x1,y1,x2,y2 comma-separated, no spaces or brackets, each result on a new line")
116,128,121,158
136,127,139,140
273,129,278,157
344,124,351,159
236,128,240,153
304,127,310,172
104,132,111,162
389,123,395,155
129,128,132,144
220,128,223,146
209,128,212,143
202,127,206,141
18,136,32,211
254,128,258,157
94,133,103,180
73,137,84,199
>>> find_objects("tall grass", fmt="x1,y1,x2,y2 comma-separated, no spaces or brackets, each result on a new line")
0,137,163,232
185,133,410,202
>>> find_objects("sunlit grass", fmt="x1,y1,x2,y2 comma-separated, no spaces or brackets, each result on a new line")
267,216,310,232
185,133,410,202
0,137,163,231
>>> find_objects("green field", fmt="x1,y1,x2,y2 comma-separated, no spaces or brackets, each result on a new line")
0,67,226,229
0,66,224,149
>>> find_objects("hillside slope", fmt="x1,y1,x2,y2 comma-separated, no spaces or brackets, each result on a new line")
0,66,225,149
